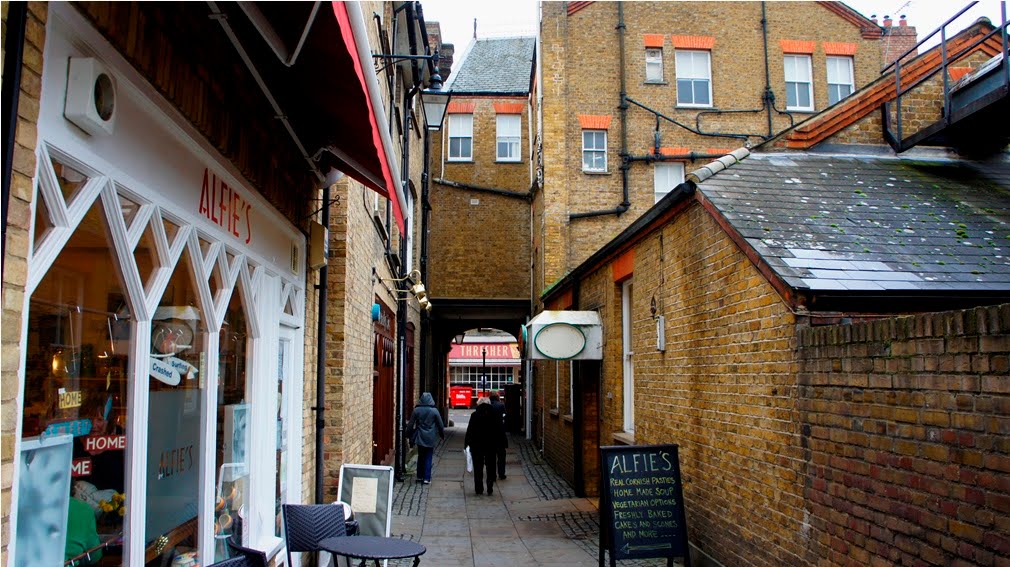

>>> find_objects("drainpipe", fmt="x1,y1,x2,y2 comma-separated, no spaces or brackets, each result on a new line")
570,3,630,221
314,185,330,503
2,1,28,274
420,129,431,395
762,1,774,137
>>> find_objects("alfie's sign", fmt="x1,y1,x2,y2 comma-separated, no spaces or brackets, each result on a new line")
199,168,253,244
599,444,691,567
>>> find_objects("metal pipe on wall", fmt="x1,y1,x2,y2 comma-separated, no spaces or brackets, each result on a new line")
314,185,330,503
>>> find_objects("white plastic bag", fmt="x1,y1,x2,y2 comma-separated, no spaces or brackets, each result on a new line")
464,446,473,473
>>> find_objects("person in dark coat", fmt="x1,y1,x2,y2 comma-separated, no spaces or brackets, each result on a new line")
488,391,508,480
464,397,503,495
405,392,445,483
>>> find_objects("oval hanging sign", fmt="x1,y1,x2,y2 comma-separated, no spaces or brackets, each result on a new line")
533,322,587,360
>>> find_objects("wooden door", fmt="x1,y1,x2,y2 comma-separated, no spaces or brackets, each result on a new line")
372,302,395,465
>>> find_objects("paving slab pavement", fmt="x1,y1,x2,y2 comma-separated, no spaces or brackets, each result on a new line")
382,410,680,567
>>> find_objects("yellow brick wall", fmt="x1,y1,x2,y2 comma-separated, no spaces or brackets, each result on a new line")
1,2,48,555
558,201,803,565
429,96,532,300
537,1,882,295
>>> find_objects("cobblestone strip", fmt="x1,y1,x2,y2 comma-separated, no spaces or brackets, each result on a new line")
515,435,577,501
392,435,450,517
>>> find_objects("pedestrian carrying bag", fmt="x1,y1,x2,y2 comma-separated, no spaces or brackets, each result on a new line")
464,446,473,473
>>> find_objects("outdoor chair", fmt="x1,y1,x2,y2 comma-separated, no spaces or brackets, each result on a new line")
282,503,350,567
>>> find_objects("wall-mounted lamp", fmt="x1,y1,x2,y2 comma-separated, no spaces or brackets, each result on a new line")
454,332,466,345
379,268,432,312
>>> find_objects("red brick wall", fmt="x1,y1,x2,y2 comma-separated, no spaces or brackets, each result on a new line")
798,304,1010,566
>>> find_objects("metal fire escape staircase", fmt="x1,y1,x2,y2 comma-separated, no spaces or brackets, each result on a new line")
883,1,1010,154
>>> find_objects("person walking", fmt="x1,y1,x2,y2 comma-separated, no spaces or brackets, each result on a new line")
465,397,504,495
488,391,508,480
406,392,445,484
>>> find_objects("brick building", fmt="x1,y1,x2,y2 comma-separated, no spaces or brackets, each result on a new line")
530,16,1009,567
426,36,537,405
1,1,438,564
534,1,885,297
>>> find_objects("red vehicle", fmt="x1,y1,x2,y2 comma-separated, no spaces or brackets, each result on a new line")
450,386,474,409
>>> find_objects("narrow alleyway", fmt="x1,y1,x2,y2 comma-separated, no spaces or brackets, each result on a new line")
387,410,678,567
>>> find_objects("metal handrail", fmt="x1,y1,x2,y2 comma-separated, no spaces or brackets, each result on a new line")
885,1,1009,152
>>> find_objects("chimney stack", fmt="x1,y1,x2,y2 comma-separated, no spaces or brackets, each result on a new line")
883,15,893,27
881,14,917,67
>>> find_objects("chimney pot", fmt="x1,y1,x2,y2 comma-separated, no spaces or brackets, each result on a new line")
899,14,907,26
883,15,893,27
870,14,878,25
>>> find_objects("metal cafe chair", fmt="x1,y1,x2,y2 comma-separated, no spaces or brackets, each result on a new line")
282,503,350,567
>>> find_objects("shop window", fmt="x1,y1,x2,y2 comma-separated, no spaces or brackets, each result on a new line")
448,114,473,161
582,130,608,172
33,196,54,250
675,50,712,107
645,48,664,82
21,199,132,566
118,192,142,231
215,282,250,561
134,222,161,294
161,215,181,250
784,54,814,111
145,246,205,564
51,156,89,207
827,55,854,105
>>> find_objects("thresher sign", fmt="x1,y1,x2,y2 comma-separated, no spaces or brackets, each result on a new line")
599,444,691,566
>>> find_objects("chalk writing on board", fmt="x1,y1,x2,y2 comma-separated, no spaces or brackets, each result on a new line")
599,444,690,565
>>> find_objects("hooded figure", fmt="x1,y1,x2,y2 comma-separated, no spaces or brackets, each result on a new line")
406,392,445,483
464,397,504,496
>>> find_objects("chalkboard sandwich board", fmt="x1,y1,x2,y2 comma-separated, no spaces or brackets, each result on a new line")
599,444,690,567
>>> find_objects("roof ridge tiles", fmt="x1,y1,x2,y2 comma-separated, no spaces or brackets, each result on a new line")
688,148,751,183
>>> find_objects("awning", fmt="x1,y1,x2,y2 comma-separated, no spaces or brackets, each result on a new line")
230,2,407,232
333,1,406,232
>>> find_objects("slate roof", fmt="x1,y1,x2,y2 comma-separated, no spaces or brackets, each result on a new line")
446,37,535,94
698,153,1010,293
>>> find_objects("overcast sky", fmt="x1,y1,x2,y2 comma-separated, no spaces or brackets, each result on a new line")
421,1,1007,73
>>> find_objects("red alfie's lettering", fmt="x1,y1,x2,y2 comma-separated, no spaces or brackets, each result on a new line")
199,168,254,244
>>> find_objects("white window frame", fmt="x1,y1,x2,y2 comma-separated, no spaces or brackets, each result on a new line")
826,55,855,106
645,48,664,82
496,114,522,162
582,129,608,172
448,113,473,161
675,50,713,108
622,279,634,433
784,54,815,111
653,162,685,204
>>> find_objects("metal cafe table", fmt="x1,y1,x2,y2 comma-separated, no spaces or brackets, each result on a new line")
318,535,427,566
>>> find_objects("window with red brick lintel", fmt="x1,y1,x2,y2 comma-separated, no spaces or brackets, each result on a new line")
675,50,712,107
643,34,666,83
578,115,611,172
784,54,814,111
826,56,855,105
448,113,473,161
